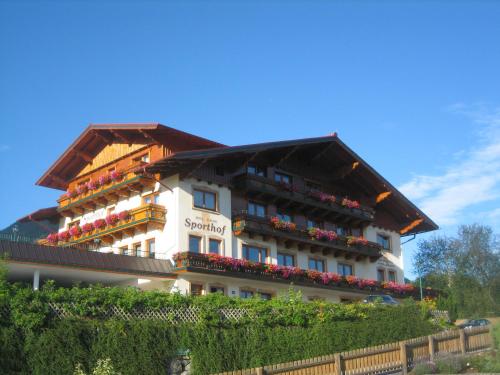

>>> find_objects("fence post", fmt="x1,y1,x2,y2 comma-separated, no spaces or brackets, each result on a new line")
428,335,435,362
459,329,467,354
255,367,264,375
400,342,408,375
489,324,496,348
334,353,342,375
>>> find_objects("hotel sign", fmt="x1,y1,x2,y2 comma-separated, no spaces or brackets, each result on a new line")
184,218,227,235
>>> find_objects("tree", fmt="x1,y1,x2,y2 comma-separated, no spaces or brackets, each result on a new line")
413,224,500,318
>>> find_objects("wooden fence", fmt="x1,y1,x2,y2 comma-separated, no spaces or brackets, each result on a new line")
214,325,494,375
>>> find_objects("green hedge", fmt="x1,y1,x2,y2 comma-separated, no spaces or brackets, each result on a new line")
0,280,438,375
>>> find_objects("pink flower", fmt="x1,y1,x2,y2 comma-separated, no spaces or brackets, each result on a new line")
270,217,296,232
64,189,76,199
308,228,338,241
86,180,99,191
117,210,129,221
110,170,123,182
93,219,106,229
75,184,88,195
69,226,82,237
105,214,119,226
47,233,59,244
346,275,359,285
98,174,110,186
341,198,360,209
81,223,94,234
57,231,70,242
330,273,342,283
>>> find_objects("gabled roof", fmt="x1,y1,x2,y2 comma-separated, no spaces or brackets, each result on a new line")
147,134,438,235
36,123,225,190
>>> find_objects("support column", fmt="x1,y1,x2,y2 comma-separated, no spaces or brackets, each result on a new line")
33,269,40,291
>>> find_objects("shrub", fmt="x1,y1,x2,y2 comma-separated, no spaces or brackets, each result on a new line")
409,361,436,375
435,354,466,374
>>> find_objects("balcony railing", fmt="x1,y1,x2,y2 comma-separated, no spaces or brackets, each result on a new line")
232,213,382,261
232,174,374,224
173,252,428,298
44,204,166,246
58,171,155,217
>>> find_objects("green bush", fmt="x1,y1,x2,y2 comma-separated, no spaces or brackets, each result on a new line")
0,281,439,375
434,354,466,374
409,362,437,375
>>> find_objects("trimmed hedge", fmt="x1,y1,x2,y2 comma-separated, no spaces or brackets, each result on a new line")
0,281,438,375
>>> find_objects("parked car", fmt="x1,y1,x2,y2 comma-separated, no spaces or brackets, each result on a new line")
362,295,399,305
458,319,491,329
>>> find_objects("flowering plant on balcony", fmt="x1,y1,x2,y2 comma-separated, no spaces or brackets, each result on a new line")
345,275,359,286
57,231,70,242
270,217,296,232
98,174,111,186
309,190,336,204
280,266,304,279
341,198,360,209
306,269,322,282
93,219,106,230
81,223,94,234
105,214,119,226
75,184,88,195
346,236,368,246
117,210,130,221
86,180,99,191
47,233,59,244
69,225,82,237
265,264,280,273
308,227,338,241
110,170,123,182
64,189,77,199
382,281,415,294
358,279,377,289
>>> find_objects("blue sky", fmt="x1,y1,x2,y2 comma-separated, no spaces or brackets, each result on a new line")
1,1,500,279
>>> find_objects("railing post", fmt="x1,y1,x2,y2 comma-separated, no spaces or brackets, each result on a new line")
459,329,467,354
428,335,435,362
334,353,342,375
400,342,408,375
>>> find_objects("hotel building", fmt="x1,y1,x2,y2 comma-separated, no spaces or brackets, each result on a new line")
1,123,438,302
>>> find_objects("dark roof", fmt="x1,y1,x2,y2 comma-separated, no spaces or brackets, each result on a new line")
37,123,225,190
147,134,438,235
0,240,175,278
17,206,59,223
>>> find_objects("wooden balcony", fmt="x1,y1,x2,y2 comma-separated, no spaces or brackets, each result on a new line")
174,252,423,298
232,213,382,261
232,174,374,225
64,204,166,246
58,172,155,217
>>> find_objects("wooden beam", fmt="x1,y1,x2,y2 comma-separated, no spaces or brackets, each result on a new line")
400,219,424,235
375,191,392,204
273,146,300,167
74,150,93,163
49,174,68,187
110,130,133,145
92,130,114,145
311,142,336,162
332,161,360,180
139,129,161,144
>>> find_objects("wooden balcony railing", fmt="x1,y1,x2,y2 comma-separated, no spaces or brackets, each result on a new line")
174,252,424,298
232,174,375,225
232,213,382,261
58,172,155,217
55,204,166,246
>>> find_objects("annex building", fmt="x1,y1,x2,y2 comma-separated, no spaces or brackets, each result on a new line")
1,123,438,302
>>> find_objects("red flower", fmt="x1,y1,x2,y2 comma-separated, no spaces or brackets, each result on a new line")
105,214,119,226
57,231,70,242
69,226,82,237
110,170,123,182
346,275,359,285
47,233,59,244
93,219,106,229
117,210,130,221
81,223,94,234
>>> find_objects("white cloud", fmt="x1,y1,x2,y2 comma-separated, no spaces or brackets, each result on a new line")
399,104,500,227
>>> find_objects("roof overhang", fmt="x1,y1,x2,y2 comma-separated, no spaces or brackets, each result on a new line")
147,134,438,235
36,123,225,190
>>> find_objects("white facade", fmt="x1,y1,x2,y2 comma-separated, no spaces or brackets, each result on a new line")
57,174,406,303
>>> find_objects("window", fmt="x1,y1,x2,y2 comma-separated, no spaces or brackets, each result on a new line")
308,258,325,272
193,189,216,211
209,286,225,294
277,252,295,267
147,239,156,258
388,270,396,282
191,283,203,296
306,219,322,229
242,245,267,263
351,228,361,237
120,246,129,256
276,211,293,222
247,164,266,177
240,290,254,299
208,239,221,254
133,243,143,257
248,201,266,217
335,226,347,236
377,269,386,282
274,172,292,184
134,153,150,164
260,292,272,300
337,263,353,276
189,235,202,253
377,233,391,251
143,192,160,205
